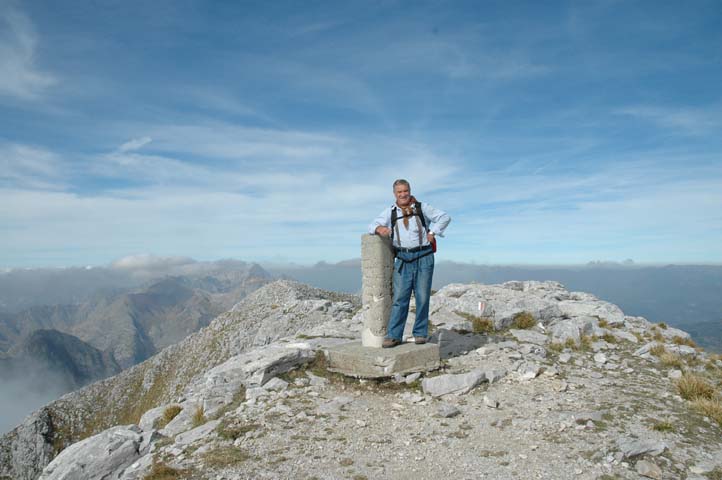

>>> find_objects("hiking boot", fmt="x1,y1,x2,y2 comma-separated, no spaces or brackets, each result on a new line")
414,336,428,345
382,338,402,348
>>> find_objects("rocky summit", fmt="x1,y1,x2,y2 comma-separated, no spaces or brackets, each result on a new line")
2,280,722,480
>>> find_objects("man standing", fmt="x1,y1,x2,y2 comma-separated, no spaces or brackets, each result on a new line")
369,179,451,347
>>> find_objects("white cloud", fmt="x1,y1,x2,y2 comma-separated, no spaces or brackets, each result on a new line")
118,137,153,153
110,254,195,270
0,4,56,100
0,142,65,189
616,106,722,135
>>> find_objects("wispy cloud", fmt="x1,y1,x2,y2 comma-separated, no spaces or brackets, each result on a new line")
0,143,65,190
0,3,56,100
615,106,722,135
118,137,152,153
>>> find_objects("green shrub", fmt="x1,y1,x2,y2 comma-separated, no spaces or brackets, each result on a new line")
601,333,617,344
472,316,494,334
511,311,536,330
651,421,674,432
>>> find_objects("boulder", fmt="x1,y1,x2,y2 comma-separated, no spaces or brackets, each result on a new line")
174,419,220,446
437,403,461,418
138,405,169,431
617,437,666,458
421,370,485,397
39,425,151,480
558,297,625,326
509,329,548,345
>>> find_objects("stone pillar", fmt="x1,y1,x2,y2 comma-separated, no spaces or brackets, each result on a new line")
360,234,395,347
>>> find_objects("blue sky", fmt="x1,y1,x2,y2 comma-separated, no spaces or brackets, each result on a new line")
1,0,721,268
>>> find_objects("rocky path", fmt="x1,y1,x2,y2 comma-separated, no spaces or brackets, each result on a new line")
148,331,721,480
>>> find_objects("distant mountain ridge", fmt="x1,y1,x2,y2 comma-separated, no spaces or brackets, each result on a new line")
0,263,273,367
0,260,274,435
1,329,120,390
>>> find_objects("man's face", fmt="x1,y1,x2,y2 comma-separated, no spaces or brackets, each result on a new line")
394,184,411,207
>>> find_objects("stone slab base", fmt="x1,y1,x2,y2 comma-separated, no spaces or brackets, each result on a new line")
324,341,440,378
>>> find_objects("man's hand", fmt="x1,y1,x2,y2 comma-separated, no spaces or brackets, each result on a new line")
375,226,391,237
427,232,435,243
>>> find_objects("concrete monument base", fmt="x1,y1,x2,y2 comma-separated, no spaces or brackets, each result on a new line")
325,341,440,378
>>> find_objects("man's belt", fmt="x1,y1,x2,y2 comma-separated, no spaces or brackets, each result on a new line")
395,244,432,253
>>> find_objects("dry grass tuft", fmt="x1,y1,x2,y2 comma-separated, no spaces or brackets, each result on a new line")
143,462,188,480
691,398,722,426
454,311,495,334
597,318,609,328
649,344,666,357
652,330,665,342
201,446,251,467
563,335,592,352
548,342,564,353
158,405,182,429
191,405,206,428
675,373,716,401
657,322,668,329
659,352,684,369
672,335,697,348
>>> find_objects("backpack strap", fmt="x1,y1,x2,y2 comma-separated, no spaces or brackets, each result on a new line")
390,201,429,248
415,201,428,232
390,206,399,247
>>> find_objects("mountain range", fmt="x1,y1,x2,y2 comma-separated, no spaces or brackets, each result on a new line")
0,260,273,434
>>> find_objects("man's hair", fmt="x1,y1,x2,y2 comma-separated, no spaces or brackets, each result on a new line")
393,179,410,189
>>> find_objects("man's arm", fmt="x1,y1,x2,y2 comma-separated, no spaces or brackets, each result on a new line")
368,207,392,236
422,203,451,237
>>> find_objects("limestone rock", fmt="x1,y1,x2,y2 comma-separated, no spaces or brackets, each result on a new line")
437,403,461,418
636,459,663,479
594,353,607,364
421,370,485,397
263,377,290,392
138,405,168,431
617,437,666,458
317,396,354,415
174,419,220,446
517,362,541,380
483,395,500,409
39,425,148,480
509,329,548,345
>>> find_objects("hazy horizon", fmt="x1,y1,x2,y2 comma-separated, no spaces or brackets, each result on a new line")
4,253,722,273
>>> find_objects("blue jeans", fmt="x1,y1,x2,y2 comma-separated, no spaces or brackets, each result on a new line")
386,249,435,341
